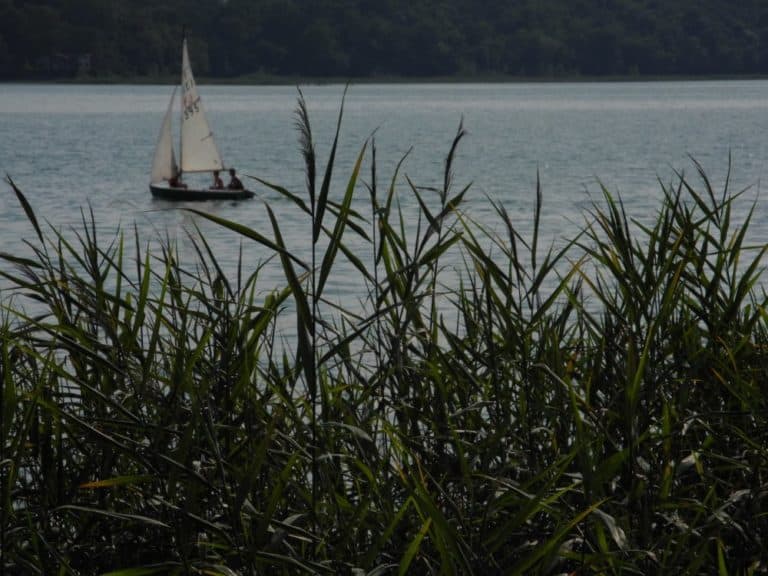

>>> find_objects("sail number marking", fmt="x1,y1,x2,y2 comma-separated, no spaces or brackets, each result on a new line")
184,96,201,120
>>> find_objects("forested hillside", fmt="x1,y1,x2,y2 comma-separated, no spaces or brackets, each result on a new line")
2,0,767,79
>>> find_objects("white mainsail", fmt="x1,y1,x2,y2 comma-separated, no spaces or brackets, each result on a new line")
150,86,178,183
180,38,224,173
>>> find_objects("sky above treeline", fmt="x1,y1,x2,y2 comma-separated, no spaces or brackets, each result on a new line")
2,0,767,79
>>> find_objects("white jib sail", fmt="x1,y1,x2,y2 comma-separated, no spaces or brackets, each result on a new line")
180,38,224,173
150,87,179,183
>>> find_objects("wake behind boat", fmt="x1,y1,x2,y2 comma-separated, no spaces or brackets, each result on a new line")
149,37,254,201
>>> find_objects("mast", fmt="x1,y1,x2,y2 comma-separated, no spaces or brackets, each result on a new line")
178,33,185,180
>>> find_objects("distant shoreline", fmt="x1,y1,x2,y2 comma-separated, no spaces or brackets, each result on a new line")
2,73,768,86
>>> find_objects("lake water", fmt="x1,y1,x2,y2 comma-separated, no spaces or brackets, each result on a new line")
2,81,768,306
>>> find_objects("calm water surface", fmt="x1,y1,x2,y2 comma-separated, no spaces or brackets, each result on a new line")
1,81,768,303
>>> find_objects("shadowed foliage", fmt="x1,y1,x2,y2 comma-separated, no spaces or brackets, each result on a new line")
2,0,768,79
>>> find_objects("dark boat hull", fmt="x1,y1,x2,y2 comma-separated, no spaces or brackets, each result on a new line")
150,182,255,201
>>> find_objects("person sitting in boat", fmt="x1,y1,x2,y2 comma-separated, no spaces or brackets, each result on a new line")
212,170,224,189
227,168,244,190
169,175,187,189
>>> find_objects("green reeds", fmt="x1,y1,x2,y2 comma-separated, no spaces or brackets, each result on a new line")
1,98,767,574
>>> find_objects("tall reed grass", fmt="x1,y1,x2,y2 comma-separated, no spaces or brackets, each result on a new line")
1,94,766,574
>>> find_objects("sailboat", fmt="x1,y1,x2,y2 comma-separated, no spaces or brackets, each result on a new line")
149,38,254,201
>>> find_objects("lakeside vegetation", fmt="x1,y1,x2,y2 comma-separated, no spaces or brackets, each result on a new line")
3,0,768,80
1,94,768,574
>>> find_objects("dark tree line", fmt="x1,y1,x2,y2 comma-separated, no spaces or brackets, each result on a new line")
2,0,768,79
